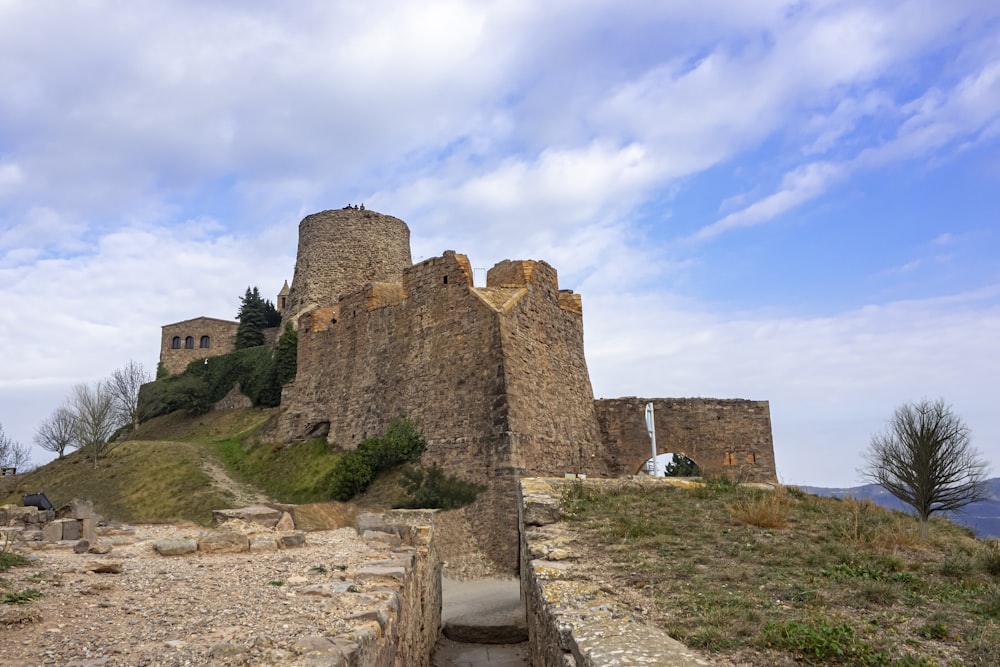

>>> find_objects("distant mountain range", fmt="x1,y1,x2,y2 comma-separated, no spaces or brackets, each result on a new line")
801,478,1000,540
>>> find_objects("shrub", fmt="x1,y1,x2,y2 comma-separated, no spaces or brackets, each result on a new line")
394,465,485,510
326,455,373,501
325,417,426,502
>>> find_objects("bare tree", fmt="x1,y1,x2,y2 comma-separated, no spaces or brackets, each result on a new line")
71,381,121,468
34,405,78,460
861,398,990,537
0,423,33,471
108,360,152,432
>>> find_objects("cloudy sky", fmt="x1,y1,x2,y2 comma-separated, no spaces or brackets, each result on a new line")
1,1,998,487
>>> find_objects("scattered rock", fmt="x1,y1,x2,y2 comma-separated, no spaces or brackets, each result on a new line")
74,539,90,554
275,511,295,532
154,538,198,556
213,506,281,529
88,540,113,555
81,560,123,574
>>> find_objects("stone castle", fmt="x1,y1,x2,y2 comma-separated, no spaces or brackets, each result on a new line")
160,208,776,568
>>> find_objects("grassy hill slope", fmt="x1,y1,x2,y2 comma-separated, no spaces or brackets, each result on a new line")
565,480,1000,666
1,439,235,525
0,408,401,526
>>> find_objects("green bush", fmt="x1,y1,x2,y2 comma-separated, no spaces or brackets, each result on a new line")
394,465,485,510
325,417,426,501
139,331,299,420
327,455,374,501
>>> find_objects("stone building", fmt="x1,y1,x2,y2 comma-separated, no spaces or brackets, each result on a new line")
160,207,778,569
159,317,239,375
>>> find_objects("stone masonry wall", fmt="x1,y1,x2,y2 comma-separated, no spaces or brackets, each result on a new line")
277,252,605,570
519,477,714,667
491,261,611,478
160,317,238,375
282,209,412,326
594,397,777,483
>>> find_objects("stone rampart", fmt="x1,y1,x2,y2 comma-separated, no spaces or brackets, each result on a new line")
595,397,777,483
519,477,714,667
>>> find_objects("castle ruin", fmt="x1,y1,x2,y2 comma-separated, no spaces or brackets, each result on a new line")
160,208,777,569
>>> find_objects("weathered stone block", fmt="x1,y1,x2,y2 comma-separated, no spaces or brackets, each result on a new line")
277,531,306,549
249,534,278,552
88,540,113,554
198,532,250,554
212,506,281,529
155,538,198,556
81,518,97,541
60,519,82,541
82,559,122,574
42,521,63,542
57,498,94,520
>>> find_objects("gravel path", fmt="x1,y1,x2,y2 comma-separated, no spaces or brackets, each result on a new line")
0,523,404,666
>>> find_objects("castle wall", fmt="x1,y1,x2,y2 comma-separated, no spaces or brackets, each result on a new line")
278,253,609,569
490,261,610,478
594,397,777,483
282,209,412,326
159,317,238,375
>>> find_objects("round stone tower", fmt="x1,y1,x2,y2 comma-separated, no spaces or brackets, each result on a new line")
283,208,412,325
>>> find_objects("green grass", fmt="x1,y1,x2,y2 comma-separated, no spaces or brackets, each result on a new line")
562,480,1000,666
1,439,236,525
1,408,425,526
214,436,346,504
1,588,43,605
0,551,31,572
0,409,281,524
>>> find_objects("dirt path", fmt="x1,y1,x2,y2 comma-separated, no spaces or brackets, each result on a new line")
200,456,274,506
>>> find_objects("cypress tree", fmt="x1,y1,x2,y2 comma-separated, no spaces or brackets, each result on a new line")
235,286,280,349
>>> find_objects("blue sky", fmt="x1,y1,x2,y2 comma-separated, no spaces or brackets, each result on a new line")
1,1,998,486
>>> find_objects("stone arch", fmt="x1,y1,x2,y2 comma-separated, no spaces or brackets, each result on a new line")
638,452,702,477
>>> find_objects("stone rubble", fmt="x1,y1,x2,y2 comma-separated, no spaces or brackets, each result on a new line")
0,508,440,667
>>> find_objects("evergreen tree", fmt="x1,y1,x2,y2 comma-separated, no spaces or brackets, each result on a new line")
235,286,280,349
663,453,701,477
273,322,298,385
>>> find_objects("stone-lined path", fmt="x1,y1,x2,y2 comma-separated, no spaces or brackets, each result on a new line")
433,577,529,666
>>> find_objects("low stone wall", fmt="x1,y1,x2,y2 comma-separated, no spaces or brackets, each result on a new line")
1,498,97,544
518,477,714,667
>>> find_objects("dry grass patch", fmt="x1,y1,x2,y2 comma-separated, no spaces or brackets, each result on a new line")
726,487,790,528
562,477,999,666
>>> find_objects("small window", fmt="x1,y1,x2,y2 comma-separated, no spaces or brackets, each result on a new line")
171,336,181,349
443,275,449,284
184,336,194,349
200,335,211,348
723,452,736,466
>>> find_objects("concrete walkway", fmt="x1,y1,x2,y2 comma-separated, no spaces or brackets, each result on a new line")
432,577,529,667
432,637,529,666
